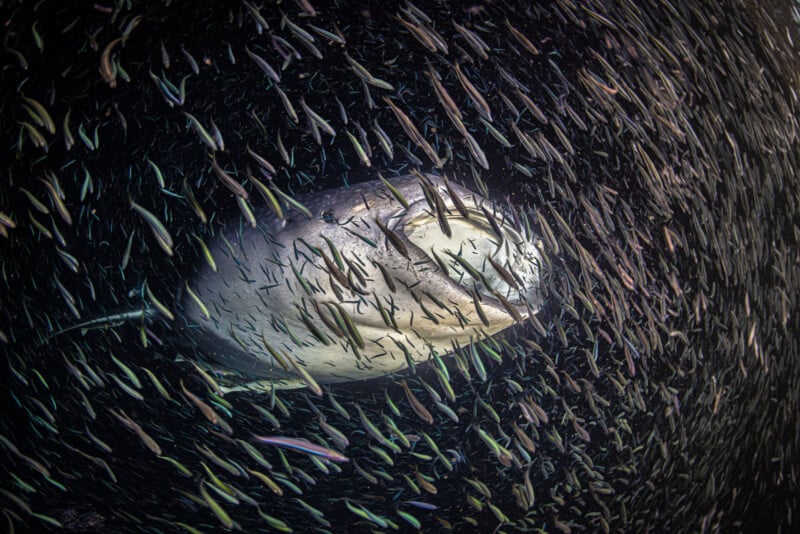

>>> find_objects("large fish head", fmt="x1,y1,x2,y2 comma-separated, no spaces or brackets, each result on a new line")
181,174,543,391
395,175,543,323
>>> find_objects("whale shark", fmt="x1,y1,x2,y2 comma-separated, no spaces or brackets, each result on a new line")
180,173,543,391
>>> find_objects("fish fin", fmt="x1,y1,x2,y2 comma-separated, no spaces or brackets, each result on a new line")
46,308,155,341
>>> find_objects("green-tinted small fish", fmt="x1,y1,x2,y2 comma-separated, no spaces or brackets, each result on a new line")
160,455,192,476
455,62,492,121
183,112,218,151
22,96,55,134
427,64,462,121
383,96,443,168
31,513,62,529
27,212,51,239
142,367,172,401
147,159,166,188
270,183,311,218
184,283,210,320
259,336,290,372
246,173,283,220
120,231,135,271
31,21,44,51
20,121,48,151
379,174,409,209
384,389,402,417
20,187,49,214
131,200,173,256
353,402,390,446
198,447,239,479
414,466,438,495
237,196,257,228
274,85,298,123
246,145,276,175
109,371,143,400
327,391,351,420
325,302,364,349
467,493,485,511
286,354,322,397
432,365,455,403
309,23,345,45
346,130,371,167
353,458,378,485
300,98,336,137
273,474,303,495
242,1,270,30
276,130,291,165
144,281,174,321
465,477,492,499
444,250,485,285
174,522,203,534
181,178,207,223
6,46,28,70
374,217,409,259
55,247,79,273
191,361,222,397
453,20,490,59
470,343,488,382
479,116,512,148
199,479,234,529
111,353,141,388
209,155,248,199
256,507,291,532
77,122,95,150
181,45,199,74
248,468,283,496
248,402,280,431
318,415,348,450
372,119,394,160
397,510,421,529
191,233,216,272
80,166,93,201
345,499,387,528
245,45,280,83
381,414,410,449
344,52,394,90
369,444,394,466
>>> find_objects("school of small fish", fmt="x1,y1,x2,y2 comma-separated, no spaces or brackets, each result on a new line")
0,0,798,532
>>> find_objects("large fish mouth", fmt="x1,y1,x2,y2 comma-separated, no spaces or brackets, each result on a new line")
391,195,543,317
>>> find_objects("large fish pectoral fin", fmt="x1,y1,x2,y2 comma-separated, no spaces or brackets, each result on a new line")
220,378,309,394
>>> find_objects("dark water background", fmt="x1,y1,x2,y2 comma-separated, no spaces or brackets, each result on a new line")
1,0,798,532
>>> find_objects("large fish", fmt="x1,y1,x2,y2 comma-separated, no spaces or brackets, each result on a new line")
181,173,543,390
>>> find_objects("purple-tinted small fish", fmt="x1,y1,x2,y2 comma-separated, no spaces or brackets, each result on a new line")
403,500,439,511
252,434,349,463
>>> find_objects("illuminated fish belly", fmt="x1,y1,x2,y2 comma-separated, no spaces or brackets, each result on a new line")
182,174,543,389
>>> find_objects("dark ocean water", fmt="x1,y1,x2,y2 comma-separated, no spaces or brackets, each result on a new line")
1,0,798,532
